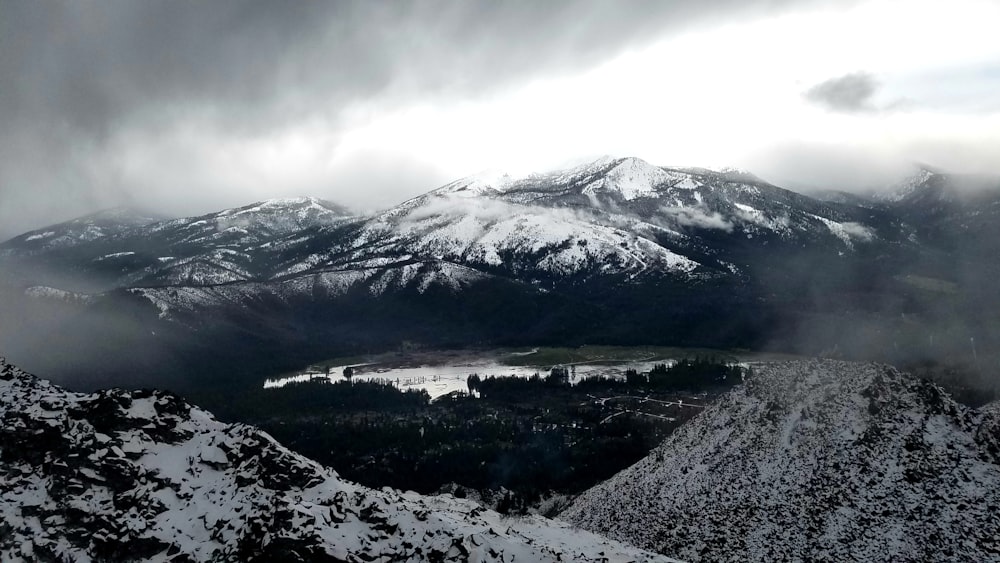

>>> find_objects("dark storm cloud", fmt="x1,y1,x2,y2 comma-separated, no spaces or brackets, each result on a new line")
804,72,880,113
2,0,831,133
0,0,842,239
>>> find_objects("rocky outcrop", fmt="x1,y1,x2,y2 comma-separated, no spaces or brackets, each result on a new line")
0,357,676,562
562,360,1000,562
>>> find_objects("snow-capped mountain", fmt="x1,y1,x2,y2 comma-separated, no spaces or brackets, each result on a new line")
873,165,1000,213
875,167,941,203
0,207,163,256
423,157,884,253
0,158,894,299
562,360,1000,562
2,156,998,392
0,196,353,290
251,157,890,293
866,166,1000,271
0,357,676,562
125,196,353,287
93,157,900,329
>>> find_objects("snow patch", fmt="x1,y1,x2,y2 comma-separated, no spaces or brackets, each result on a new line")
24,231,56,241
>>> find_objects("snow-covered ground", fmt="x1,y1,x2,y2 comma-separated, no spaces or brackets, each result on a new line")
264,359,675,400
563,360,1000,562
0,356,680,562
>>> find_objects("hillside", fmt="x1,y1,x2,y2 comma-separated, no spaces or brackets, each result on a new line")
0,357,676,562
562,360,1000,562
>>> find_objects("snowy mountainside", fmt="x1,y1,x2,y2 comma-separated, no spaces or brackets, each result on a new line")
444,157,887,257
0,357,677,562
275,156,886,291
0,197,354,290
376,157,884,254
875,167,941,203
129,259,499,320
873,166,1000,215
147,196,351,245
3,157,983,391
116,196,354,287
869,167,1000,267
307,193,702,281
0,158,892,299
562,360,1000,562
0,207,163,256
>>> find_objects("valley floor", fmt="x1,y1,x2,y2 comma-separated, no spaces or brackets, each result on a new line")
202,352,745,513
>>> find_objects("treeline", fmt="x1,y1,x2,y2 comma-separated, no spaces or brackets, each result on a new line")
641,357,745,389
207,356,744,514
261,403,660,508
467,357,746,399
220,378,430,420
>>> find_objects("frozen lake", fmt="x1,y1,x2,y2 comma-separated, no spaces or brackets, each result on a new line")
263,358,675,400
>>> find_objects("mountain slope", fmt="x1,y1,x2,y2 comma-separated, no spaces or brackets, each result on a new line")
4,157,997,392
562,360,1000,562
0,207,163,256
488,157,884,249
0,197,353,291
0,357,676,562
257,156,892,296
2,157,893,297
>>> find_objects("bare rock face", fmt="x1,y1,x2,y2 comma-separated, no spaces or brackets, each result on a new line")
562,360,1000,562
0,357,676,563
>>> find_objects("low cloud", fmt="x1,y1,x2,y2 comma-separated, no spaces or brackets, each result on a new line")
662,207,734,232
805,72,880,113
840,222,874,242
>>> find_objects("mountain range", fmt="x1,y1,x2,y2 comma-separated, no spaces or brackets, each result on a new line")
1,156,998,392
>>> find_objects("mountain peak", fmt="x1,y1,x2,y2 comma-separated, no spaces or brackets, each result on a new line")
242,196,348,212
592,157,673,200
430,157,679,202
259,196,320,206
220,196,352,220
877,166,943,202
435,169,517,197
715,166,769,184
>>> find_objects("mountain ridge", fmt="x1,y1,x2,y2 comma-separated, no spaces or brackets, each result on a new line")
2,157,999,393
562,360,1000,562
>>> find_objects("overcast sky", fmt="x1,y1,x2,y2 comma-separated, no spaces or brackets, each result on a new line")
2,0,999,238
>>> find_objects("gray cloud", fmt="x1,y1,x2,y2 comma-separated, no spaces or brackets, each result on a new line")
804,72,880,113
0,0,853,239
744,136,1000,195
662,207,734,232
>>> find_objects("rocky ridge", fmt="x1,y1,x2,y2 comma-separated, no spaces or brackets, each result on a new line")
0,357,676,563
562,360,1000,562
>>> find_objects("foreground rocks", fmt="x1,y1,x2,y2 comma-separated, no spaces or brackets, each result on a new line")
563,360,1000,562
0,357,675,563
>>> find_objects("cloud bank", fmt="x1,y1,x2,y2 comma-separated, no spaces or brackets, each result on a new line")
1,0,999,238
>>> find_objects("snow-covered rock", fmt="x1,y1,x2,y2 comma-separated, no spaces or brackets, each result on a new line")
23,285,95,305
0,207,162,254
876,168,939,203
348,194,700,280
0,357,677,562
562,360,1000,562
